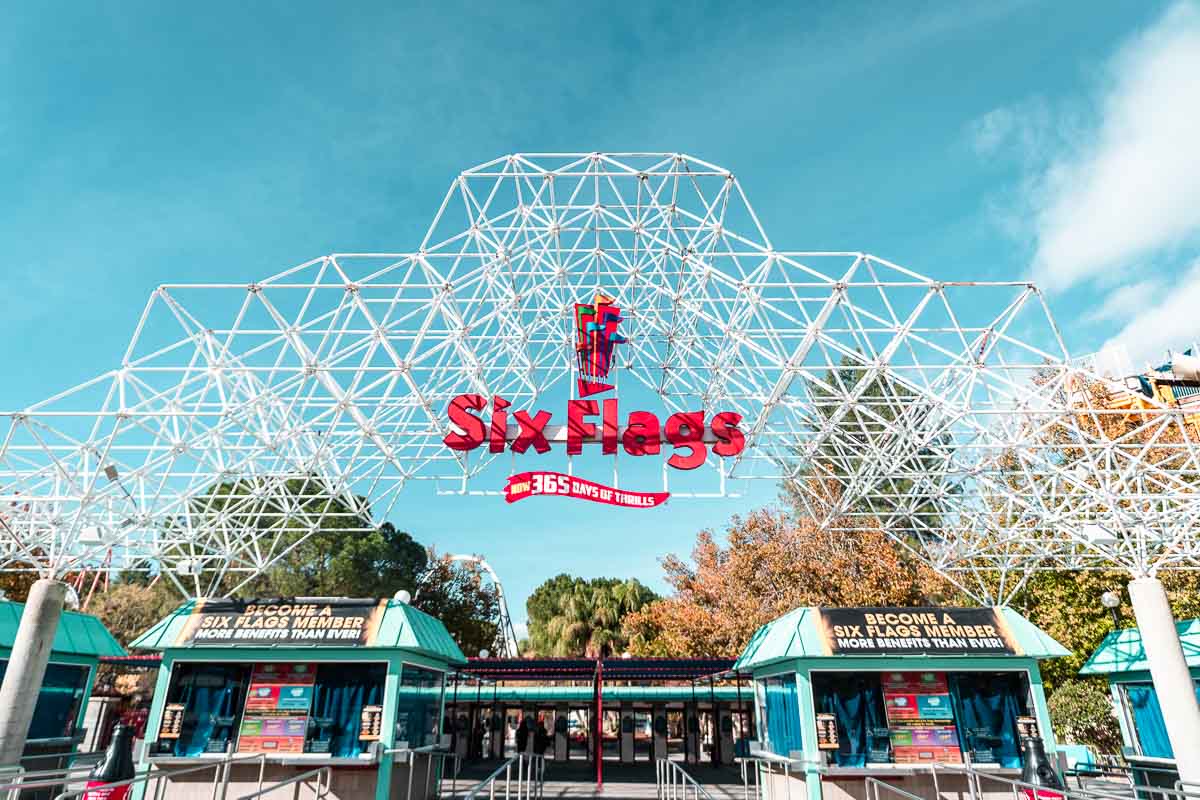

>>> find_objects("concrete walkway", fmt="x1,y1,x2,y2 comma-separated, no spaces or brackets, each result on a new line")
448,760,746,800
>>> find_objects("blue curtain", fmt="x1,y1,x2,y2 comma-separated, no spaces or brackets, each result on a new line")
311,665,384,757
175,682,236,756
1127,684,1173,759
763,675,803,757
948,674,1022,768
169,664,244,757
815,675,887,767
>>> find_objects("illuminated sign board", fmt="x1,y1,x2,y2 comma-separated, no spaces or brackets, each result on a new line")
444,290,749,504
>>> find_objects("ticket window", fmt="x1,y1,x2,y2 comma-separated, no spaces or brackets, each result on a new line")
154,661,387,758
0,661,90,743
810,670,1033,769
393,663,445,749
306,663,386,757
155,663,249,756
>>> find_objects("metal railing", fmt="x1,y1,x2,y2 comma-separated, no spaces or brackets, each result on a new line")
460,753,545,800
49,752,267,800
383,744,462,800
234,766,331,800
657,758,716,800
0,750,107,800
865,776,928,800
0,762,132,800
737,752,821,800
929,763,1200,800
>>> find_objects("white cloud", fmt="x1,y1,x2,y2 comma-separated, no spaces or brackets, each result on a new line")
1100,259,1200,366
970,108,1018,157
1080,276,1162,323
968,98,1058,165
1026,2,1200,292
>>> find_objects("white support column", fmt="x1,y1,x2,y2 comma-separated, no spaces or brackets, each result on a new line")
0,579,68,765
1128,576,1200,779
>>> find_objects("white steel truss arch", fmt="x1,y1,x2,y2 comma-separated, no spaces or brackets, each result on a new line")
1,152,1198,603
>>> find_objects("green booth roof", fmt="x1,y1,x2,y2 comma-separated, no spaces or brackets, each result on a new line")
130,599,466,665
1080,617,1200,675
734,606,1069,672
0,601,125,659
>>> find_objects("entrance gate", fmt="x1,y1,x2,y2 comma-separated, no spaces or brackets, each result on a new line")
2,151,1200,770
449,657,752,786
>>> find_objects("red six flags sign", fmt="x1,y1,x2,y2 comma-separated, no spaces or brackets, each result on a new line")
441,292,746,507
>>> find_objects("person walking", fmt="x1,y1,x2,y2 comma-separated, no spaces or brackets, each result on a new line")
516,715,530,754
533,720,550,757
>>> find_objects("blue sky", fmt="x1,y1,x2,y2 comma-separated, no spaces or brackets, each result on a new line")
4,1,1200,630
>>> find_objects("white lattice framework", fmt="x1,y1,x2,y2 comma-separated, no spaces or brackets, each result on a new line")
2,152,1198,601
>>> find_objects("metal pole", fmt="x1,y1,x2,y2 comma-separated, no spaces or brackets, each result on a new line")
595,658,604,790
0,579,67,765
1128,576,1200,783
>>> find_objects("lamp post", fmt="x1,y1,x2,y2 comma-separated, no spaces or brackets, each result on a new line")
1101,591,1122,628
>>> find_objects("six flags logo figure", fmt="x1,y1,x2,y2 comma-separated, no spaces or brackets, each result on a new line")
442,291,746,506
574,292,626,397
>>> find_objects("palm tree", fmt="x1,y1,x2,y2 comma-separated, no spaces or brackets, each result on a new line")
537,578,656,657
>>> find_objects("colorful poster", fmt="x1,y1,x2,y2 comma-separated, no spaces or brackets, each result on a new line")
237,663,316,754
881,672,962,764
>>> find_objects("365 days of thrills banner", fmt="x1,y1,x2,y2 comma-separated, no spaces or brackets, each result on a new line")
817,608,1018,656
503,471,669,508
176,599,388,647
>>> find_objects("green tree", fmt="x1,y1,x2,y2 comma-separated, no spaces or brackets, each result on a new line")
414,555,501,657
1047,678,1123,754
253,522,427,598
526,575,657,657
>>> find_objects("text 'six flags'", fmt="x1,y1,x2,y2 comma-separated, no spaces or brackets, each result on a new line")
504,471,669,509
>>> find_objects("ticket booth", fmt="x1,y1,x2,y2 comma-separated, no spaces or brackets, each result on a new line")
129,597,464,800
0,599,125,761
736,606,1067,800
1079,617,1200,786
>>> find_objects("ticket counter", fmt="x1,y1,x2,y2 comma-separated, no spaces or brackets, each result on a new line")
0,599,125,760
129,597,464,800
736,606,1068,800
